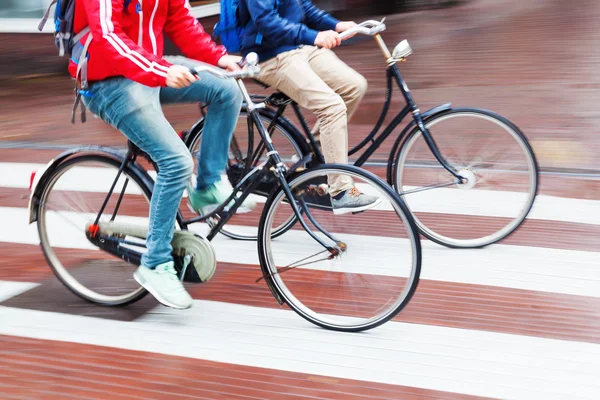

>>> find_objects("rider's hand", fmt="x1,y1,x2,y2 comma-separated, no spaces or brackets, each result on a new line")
218,55,243,72
166,65,198,89
335,21,358,40
314,30,342,49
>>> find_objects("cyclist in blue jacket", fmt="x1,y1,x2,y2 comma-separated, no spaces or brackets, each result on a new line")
239,0,380,214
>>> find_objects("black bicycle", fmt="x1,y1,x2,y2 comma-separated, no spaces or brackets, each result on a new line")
28,53,422,332
185,20,539,249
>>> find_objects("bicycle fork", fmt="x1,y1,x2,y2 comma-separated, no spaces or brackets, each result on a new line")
391,65,466,184
244,84,346,257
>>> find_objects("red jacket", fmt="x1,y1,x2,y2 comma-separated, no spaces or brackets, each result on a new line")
70,0,227,87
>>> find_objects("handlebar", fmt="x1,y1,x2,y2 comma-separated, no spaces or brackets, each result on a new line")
190,52,261,80
189,19,385,78
339,19,387,41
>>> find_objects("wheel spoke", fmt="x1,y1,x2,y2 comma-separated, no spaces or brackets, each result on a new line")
37,156,152,306
396,110,538,248
260,166,421,331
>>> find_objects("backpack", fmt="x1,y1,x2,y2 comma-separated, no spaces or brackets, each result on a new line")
37,0,132,124
213,0,245,54
214,0,281,54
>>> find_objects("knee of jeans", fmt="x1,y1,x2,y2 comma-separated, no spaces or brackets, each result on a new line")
216,79,243,106
179,153,194,179
160,152,194,180
315,95,347,120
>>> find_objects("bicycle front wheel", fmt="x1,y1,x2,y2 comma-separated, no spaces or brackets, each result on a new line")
258,165,421,332
394,108,539,248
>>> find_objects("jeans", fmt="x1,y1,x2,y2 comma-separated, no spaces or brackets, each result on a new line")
82,56,242,269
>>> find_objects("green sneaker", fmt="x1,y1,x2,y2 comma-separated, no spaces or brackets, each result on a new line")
133,262,193,310
188,180,256,215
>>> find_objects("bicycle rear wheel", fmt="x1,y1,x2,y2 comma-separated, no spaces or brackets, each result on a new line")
394,108,539,248
187,108,308,241
258,165,421,332
36,152,154,306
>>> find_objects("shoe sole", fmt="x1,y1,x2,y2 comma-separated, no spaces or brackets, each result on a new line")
332,197,383,215
133,271,192,310
187,201,255,216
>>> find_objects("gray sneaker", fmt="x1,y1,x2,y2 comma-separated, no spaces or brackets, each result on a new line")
331,187,382,215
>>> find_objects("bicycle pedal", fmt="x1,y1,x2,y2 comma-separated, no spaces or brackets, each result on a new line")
172,231,217,283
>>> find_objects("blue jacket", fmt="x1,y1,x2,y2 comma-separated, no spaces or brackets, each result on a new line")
239,0,340,62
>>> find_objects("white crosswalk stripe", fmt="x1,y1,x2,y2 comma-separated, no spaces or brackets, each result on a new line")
4,162,600,224
0,158,599,400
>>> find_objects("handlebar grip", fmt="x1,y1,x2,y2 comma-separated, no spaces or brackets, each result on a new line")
338,20,387,40
188,67,199,78
188,52,260,80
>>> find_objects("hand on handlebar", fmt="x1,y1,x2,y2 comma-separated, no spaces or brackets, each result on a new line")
188,53,260,80
218,54,243,72
166,65,198,89
335,21,358,40
338,19,387,41
314,30,342,49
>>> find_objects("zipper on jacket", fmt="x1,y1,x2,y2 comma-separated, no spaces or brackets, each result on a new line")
149,0,159,54
137,0,144,47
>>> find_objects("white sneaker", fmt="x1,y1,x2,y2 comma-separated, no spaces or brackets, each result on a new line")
133,262,193,309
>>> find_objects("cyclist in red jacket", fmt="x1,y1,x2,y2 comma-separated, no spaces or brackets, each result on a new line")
75,0,254,310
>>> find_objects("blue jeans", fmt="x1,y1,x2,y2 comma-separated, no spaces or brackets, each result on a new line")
82,56,242,269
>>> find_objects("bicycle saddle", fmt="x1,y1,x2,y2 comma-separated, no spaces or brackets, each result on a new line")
252,78,269,88
127,140,154,164
252,79,293,105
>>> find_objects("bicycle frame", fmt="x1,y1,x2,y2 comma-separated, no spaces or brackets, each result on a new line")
90,78,344,260
257,35,465,184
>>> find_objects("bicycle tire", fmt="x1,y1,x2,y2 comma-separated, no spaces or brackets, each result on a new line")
257,164,422,332
36,152,154,306
392,108,539,248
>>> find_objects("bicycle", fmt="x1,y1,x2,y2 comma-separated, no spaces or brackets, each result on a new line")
185,20,539,249
28,53,422,332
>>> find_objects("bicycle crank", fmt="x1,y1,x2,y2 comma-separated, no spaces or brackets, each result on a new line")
87,221,217,284
172,231,217,283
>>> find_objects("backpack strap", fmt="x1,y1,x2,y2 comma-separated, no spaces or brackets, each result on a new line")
72,26,91,46
72,32,94,124
38,0,59,31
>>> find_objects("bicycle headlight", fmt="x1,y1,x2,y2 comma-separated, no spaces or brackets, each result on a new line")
393,40,413,60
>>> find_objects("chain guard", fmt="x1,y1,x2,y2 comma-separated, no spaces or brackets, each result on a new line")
172,231,217,283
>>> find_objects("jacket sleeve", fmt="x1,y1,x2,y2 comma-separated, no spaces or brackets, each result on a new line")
301,0,339,31
81,0,171,87
164,0,227,66
246,0,319,47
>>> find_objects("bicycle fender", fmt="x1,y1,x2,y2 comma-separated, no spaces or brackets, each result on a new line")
27,146,154,224
183,117,205,149
385,103,452,185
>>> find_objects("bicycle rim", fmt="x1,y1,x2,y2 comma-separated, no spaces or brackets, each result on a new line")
188,110,304,241
37,154,152,306
395,109,538,248
259,165,421,332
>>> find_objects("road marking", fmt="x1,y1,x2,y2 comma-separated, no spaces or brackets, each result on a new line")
4,162,598,224
0,297,598,400
2,206,598,297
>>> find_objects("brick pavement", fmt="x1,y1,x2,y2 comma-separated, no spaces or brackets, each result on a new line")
0,0,598,173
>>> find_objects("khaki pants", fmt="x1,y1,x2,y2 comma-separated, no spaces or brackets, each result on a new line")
256,46,368,196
